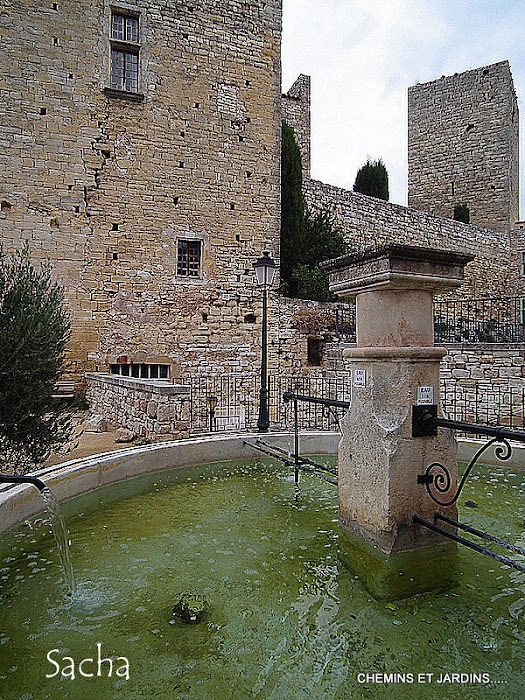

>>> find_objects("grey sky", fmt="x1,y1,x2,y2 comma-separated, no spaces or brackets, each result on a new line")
282,0,525,216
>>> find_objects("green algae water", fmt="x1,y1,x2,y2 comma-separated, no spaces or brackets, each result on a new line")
0,457,524,699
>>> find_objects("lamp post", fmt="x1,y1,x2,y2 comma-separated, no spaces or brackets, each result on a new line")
206,395,217,432
254,252,276,432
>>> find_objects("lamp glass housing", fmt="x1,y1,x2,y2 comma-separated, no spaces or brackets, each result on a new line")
254,252,276,287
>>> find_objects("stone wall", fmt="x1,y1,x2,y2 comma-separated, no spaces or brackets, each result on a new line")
304,178,513,299
0,0,282,385
408,61,519,235
281,74,311,178
86,373,191,439
440,345,525,426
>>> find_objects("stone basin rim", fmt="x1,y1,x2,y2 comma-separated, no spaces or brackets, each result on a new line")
0,431,340,537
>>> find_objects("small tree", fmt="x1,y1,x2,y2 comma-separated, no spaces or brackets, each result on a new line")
280,121,349,301
0,247,72,475
353,158,389,201
454,202,470,224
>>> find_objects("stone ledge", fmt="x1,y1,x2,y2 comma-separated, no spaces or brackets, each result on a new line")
344,346,447,361
85,372,190,396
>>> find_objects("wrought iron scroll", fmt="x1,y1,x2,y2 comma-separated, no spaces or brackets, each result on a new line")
419,435,512,507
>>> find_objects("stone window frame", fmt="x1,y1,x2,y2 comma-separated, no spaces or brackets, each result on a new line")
104,4,144,102
177,239,202,278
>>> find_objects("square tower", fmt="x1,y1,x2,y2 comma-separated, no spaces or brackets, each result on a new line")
408,61,519,235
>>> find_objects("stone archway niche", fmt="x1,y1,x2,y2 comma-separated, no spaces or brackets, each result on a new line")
322,244,474,599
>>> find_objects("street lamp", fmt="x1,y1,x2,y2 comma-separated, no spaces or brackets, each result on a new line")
254,252,277,432
206,395,217,432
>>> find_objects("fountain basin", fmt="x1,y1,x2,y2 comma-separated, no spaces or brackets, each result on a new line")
0,433,524,698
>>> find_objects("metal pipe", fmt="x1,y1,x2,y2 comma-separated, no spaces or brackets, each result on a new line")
254,439,337,476
283,392,350,410
413,515,525,574
0,474,46,492
421,410,525,442
435,513,525,557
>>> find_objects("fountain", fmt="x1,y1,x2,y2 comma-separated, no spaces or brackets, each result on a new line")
0,453,523,697
321,244,478,598
0,474,75,593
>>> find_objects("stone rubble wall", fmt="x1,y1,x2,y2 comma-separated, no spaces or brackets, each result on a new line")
408,61,519,235
304,178,513,300
86,373,191,439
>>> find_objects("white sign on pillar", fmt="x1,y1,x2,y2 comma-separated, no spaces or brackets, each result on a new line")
354,369,367,388
417,386,434,405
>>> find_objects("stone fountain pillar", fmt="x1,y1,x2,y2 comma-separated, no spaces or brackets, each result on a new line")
322,245,473,599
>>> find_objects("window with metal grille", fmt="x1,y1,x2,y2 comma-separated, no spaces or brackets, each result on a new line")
110,363,170,379
110,13,139,93
177,240,202,277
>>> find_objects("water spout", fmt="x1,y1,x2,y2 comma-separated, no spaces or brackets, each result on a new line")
0,474,46,491
0,474,75,593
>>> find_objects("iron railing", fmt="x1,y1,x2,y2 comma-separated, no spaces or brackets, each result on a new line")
440,382,525,431
335,297,525,344
434,297,525,344
184,374,352,435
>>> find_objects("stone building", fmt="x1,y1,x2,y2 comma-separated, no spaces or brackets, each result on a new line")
0,0,282,383
408,61,519,236
2,0,524,414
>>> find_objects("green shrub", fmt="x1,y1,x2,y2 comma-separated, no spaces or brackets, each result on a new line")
0,247,73,475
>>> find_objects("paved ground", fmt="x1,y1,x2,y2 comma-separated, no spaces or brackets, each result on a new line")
45,415,142,466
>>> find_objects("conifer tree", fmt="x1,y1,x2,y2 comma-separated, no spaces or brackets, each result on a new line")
280,120,305,297
353,158,389,201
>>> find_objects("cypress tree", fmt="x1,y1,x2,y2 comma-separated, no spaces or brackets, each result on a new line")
280,120,305,296
353,158,389,201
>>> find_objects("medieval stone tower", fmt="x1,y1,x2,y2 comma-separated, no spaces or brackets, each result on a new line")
408,61,519,235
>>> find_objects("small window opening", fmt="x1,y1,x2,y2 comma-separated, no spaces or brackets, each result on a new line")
40,107,47,115
1,201,12,213
244,313,256,324
307,337,324,367
177,239,202,277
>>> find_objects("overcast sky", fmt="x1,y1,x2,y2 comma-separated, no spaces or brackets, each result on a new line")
282,0,525,216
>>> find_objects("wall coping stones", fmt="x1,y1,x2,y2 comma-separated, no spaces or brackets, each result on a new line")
85,372,190,396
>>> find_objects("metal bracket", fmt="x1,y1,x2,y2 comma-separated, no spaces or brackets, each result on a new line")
412,404,437,437
417,473,434,485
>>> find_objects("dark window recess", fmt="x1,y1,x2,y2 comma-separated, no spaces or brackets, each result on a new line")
244,313,256,324
177,240,201,277
307,337,324,367
110,363,170,379
466,124,474,133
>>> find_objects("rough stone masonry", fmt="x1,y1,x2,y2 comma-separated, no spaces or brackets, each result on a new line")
0,0,282,383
